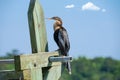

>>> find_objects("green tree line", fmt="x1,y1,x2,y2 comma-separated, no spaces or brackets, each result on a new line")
60,57,120,80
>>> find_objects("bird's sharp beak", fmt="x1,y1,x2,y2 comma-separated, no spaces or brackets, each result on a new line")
45,18,52,20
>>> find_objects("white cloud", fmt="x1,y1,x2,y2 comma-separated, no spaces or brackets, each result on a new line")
82,2,100,11
65,4,75,9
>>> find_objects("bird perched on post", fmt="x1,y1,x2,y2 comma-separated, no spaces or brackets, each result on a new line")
47,16,71,74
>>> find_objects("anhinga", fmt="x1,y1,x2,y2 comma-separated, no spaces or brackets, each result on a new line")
47,16,71,74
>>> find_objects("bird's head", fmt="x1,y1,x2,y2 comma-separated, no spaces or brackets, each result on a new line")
47,16,62,26
46,16,63,25
50,16,62,21
47,16,62,21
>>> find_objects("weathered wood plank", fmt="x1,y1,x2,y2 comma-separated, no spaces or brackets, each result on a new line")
27,0,48,79
26,0,62,79
43,66,62,80
14,52,61,71
31,68,42,80
28,0,48,53
22,70,31,80
21,69,43,80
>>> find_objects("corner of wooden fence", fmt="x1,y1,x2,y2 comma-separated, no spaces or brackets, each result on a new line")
0,0,72,80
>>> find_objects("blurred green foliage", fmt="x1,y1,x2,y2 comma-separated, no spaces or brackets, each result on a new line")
0,49,20,70
60,57,120,80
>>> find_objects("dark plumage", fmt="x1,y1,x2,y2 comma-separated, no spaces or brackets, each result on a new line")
54,27,70,56
48,16,71,74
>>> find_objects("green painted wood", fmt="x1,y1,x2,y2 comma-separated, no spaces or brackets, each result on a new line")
28,0,48,53
27,0,49,79
26,0,62,79
31,68,42,80
43,66,62,80
14,52,61,71
14,52,62,80
22,69,42,80
22,70,31,80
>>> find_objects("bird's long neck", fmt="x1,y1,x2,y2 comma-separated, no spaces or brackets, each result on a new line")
53,20,63,31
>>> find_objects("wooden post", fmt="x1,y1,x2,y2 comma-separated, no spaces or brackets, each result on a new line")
27,0,48,79
25,0,61,80
28,0,48,53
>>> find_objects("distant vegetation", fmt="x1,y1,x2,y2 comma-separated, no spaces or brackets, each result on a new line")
60,57,120,80
0,50,120,80
0,49,20,70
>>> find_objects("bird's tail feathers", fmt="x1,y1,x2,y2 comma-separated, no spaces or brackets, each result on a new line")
66,61,72,75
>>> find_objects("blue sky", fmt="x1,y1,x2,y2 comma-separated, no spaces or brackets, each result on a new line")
0,0,120,60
